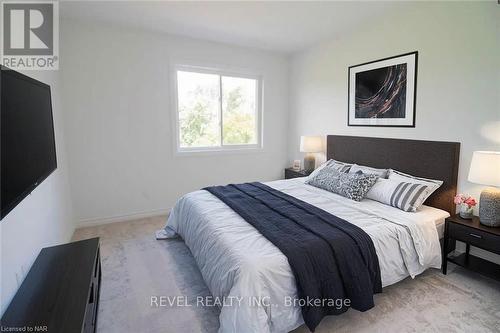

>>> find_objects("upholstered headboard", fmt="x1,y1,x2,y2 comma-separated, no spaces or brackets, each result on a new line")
326,135,460,215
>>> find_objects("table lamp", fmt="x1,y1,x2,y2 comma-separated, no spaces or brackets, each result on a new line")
468,151,500,227
300,136,322,172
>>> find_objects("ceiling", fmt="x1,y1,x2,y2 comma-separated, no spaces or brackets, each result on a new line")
60,1,404,54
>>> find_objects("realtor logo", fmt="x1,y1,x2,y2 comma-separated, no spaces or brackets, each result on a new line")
1,1,59,70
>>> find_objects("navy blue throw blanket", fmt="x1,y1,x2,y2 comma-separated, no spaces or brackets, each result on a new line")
203,182,382,332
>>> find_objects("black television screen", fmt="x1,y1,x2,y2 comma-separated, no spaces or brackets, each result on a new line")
1,67,57,220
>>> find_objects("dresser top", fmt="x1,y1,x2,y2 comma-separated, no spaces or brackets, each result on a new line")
1,237,100,331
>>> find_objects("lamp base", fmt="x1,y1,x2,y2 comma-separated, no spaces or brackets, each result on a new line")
479,187,500,227
303,154,315,172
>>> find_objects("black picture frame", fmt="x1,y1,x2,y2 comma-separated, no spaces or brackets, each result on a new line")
347,51,418,127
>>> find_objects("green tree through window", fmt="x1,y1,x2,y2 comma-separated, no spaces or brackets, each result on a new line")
177,70,259,150
222,77,257,145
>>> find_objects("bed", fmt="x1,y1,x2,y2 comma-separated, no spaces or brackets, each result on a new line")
161,135,460,333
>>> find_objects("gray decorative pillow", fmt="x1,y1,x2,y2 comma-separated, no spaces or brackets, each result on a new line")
306,166,378,201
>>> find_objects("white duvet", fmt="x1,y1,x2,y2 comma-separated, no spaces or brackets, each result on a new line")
162,178,449,333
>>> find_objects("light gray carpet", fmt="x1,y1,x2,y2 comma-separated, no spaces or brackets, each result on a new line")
73,216,500,333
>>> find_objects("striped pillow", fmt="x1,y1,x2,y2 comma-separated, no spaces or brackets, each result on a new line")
327,159,352,173
367,170,443,212
366,178,436,212
349,164,389,178
388,169,443,202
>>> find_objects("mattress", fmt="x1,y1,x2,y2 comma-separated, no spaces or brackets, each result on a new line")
435,217,446,239
163,178,449,333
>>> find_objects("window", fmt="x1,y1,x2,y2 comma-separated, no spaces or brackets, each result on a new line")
174,67,262,152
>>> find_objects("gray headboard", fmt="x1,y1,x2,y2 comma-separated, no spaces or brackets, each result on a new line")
326,135,460,215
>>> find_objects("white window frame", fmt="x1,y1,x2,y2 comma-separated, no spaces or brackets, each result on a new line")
172,64,263,154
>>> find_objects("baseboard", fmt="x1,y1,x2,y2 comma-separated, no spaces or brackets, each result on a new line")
77,208,170,228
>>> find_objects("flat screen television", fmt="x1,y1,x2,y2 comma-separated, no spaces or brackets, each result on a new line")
1,66,57,220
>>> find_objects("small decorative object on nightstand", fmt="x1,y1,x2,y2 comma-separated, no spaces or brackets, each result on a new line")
468,151,500,226
442,214,500,281
285,167,312,180
454,194,477,219
300,136,322,172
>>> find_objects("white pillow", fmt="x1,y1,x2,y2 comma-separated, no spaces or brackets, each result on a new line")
388,169,443,189
366,177,439,212
349,164,389,178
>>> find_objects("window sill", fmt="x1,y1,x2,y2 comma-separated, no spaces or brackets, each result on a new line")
174,146,264,157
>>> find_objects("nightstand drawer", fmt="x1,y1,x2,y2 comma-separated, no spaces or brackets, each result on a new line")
448,222,500,254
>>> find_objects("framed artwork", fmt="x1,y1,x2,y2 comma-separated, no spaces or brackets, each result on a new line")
292,160,301,171
348,51,418,127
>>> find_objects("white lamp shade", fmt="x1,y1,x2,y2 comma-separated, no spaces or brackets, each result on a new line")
468,151,500,187
300,136,322,153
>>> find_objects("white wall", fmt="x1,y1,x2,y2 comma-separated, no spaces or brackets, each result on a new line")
288,1,500,206
0,70,75,314
60,20,289,225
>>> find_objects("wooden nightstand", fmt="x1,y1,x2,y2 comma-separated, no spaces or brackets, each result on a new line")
442,215,500,281
285,168,312,179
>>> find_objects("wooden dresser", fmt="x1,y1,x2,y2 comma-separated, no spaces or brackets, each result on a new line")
1,238,101,333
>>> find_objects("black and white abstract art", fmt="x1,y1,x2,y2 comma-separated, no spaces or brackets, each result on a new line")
348,52,417,127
